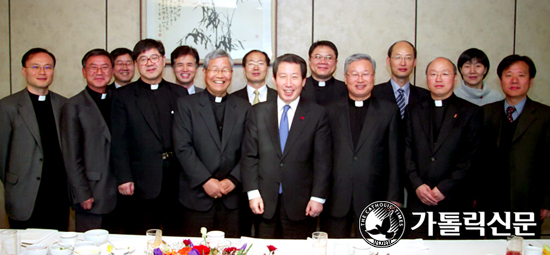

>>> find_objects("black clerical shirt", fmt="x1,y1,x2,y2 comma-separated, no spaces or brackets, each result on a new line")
85,86,111,130
431,97,450,143
348,97,370,150
206,91,227,139
312,76,339,107
141,80,175,152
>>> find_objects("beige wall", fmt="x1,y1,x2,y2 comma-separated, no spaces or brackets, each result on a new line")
1,0,550,232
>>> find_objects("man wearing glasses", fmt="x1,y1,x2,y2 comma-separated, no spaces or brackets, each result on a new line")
60,49,117,232
301,40,347,107
373,41,430,119
0,48,68,230
111,39,188,234
107,48,135,90
232,50,277,105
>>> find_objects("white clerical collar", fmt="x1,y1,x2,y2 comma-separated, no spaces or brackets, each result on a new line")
355,101,363,107
101,93,107,100
434,100,443,107
318,81,326,87
215,97,222,103
38,95,46,101
151,84,159,90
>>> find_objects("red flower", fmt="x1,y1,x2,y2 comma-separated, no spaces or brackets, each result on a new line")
267,245,277,252
183,239,191,246
194,245,210,255
223,247,237,254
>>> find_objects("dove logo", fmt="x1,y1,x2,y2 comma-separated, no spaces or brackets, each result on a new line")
359,201,405,248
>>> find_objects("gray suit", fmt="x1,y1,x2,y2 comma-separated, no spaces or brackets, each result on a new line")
0,89,67,221
60,89,117,225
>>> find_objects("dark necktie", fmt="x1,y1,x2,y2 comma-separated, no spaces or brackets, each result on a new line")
396,88,405,119
506,106,516,123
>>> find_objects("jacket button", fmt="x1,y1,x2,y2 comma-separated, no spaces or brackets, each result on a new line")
39,158,43,161
280,163,284,167
36,177,41,180
353,156,358,160
431,157,436,162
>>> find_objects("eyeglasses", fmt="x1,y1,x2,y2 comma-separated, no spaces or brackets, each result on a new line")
346,72,373,80
247,61,266,68
87,65,112,73
312,55,335,61
115,60,134,67
207,68,232,75
137,54,161,65
393,55,414,62
27,65,54,72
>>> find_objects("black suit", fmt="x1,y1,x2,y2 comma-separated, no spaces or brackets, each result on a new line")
372,80,430,109
110,78,188,234
405,94,483,238
323,96,403,237
478,98,550,236
106,83,117,91
173,91,250,237
232,85,277,104
60,89,117,231
300,76,347,106
241,98,331,238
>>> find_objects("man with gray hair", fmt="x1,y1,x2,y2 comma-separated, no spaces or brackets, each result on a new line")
174,49,251,237
322,53,403,237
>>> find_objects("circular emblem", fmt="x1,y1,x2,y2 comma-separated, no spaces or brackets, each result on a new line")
359,201,406,248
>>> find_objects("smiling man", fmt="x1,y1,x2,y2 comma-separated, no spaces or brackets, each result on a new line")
0,48,68,230
173,49,250,237
171,45,203,94
60,49,117,231
405,57,483,239
107,48,135,90
110,39,188,234
478,55,550,238
322,53,403,238
232,50,277,105
241,53,331,238
373,41,430,119
301,40,347,106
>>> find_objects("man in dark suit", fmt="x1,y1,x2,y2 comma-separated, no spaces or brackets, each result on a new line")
405,57,483,239
111,39,188,235
174,49,250,237
301,40,347,107
478,55,550,237
0,48,69,230
323,53,403,238
170,45,203,95
232,50,277,105
60,49,117,232
241,54,332,239
107,48,134,91
373,41,430,118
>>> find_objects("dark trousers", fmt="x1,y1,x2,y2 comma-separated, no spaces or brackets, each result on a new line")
75,211,115,232
321,208,360,238
181,200,239,238
9,203,69,231
258,194,317,239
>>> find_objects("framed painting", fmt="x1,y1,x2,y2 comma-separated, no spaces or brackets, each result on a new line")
141,0,276,65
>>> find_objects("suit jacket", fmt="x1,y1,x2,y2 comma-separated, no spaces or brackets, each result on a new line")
231,85,277,104
405,94,483,212
478,98,550,212
106,83,117,91
325,96,403,218
173,91,250,211
372,80,430,108
192,86,204,94
60,89,117,215
111,78,188,199
0,89,67,220
241,98,332,221
300,76,347,106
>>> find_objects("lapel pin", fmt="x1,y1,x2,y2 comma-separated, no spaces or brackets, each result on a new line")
171,110,174,114
453,113,457,118
301,116,304,120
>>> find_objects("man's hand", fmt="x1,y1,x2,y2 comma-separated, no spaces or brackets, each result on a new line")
219,179,236,195
249,197,264,215
118,182,134,196
80,198,94,210
415,184,438,206
203,178,223,199
432,187,446,202
305,200,323,217
541,209,550,219
391,201,403,208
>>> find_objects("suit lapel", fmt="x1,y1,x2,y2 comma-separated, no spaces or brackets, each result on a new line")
17,91,42,149
198,92,221,150
337,100,354,152
513,98,536,143
264,101,282,158
282,100,309,159
220,96,237,151
83,91,111,142
417,100,433,151
382,81,397,104
135,84,162,142
433,97,459,154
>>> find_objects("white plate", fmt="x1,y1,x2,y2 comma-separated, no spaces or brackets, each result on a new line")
99,241,135,254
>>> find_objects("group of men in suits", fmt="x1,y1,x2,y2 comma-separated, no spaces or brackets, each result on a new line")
1,38,549,239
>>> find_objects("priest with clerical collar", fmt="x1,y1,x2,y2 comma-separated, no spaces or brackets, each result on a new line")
404,57,483,239
173,49,250,238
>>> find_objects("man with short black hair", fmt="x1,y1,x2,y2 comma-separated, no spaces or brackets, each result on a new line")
171,45,203,94
0,48,69,230
301,40,347,106
232,50,277,104
60,49,117,231
107,48,135,90
111,39,188,234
